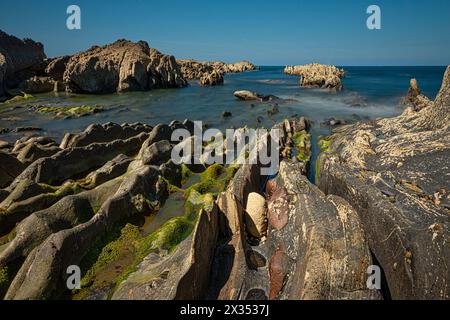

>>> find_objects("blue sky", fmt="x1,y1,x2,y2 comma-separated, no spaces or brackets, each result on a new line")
1,0,449,65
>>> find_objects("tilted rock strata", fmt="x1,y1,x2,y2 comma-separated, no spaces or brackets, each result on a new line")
316,66,450,299
63,40,187,94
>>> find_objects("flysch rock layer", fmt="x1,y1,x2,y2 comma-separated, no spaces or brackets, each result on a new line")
316,66,450,299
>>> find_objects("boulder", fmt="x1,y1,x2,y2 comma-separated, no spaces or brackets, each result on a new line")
284,63,345,91
233,90,265,101
245,192,267,239
63,40,187,94
233,90,281,102
316,66,450,299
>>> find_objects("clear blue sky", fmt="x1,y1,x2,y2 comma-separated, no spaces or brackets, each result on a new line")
1,0,449,66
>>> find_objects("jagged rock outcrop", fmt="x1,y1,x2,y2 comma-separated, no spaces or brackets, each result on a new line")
177,59,255,86
221,61,256,73
400,78,433,111
0,30,46,97
316,66,450,300
45,55,71,82
199,70,224,86
63,40,187,94
284,63,345,91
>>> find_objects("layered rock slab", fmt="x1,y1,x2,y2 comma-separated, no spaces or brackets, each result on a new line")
316,66,450,299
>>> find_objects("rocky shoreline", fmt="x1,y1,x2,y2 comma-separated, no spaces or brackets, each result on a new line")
0,30,256,101
0,30,449,301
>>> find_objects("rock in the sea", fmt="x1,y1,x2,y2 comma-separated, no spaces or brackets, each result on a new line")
0,30,46,92
222,61,256,73
284,63,345,91
63,40,187,94
245,192,267,239
177,59,256,81
200,70,224,86
400,78,433,111
316,66,450,299
233,90,279,102
234,90,263,101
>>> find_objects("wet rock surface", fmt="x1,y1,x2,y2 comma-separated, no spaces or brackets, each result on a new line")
316,67,450,299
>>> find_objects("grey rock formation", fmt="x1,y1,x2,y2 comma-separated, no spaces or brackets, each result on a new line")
284,63,345,91
316,66,450,299
63,40,187,94
0,30,46,92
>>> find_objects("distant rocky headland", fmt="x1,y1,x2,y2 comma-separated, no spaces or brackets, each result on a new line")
0,30,256,101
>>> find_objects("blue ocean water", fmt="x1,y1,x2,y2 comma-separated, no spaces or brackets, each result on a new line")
0,66,446,180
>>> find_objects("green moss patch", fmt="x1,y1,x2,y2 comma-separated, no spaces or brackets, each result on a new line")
292,130,312,164
73,163,238,300
184,163,238,198
35,105,103,118
0,267,9,298
3,92,34,104
318,136,332,153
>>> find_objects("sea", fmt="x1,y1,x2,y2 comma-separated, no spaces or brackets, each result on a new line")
0,66,447,181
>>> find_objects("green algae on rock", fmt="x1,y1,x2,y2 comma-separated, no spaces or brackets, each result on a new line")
0,266,8,297
292,130,312,163
3,92,34,105
34,105,104,118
